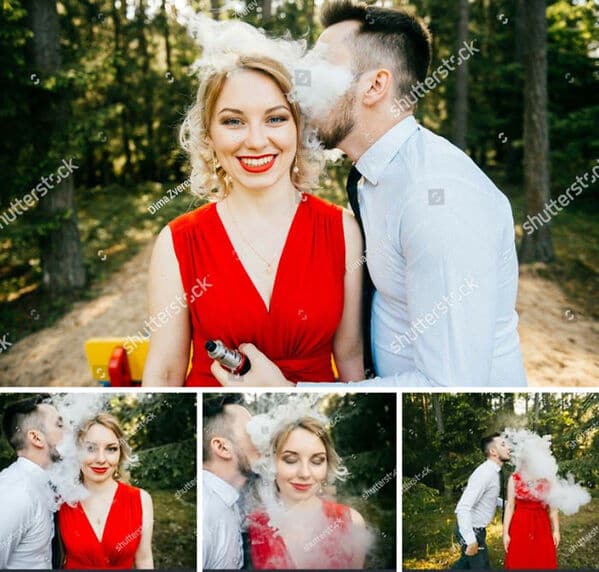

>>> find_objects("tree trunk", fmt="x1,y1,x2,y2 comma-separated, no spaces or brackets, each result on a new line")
137,1,156,180
211,0,220,20
261,0,272,23
452,0,469,150
432,394,445,434
27,0,86,292
161,0,172,70
519,0,554,262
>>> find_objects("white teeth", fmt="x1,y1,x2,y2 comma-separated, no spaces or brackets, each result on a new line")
240,156,274,167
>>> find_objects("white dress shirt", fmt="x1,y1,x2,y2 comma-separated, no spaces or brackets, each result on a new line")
455,459,502,545
0,457,54,570
348,115,527,387
202,469,243,570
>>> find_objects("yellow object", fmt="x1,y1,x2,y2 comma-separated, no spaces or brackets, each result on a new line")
84,337,149,383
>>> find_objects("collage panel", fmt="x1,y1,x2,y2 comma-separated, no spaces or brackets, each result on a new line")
0,391,197,571
202,392,397,571
402,392,598,571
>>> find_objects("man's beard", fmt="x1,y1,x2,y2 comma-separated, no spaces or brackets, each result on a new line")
315,89,356,150
48,445,63,463
236,449,257,480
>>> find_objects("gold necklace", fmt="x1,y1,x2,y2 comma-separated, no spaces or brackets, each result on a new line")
225,194,300,274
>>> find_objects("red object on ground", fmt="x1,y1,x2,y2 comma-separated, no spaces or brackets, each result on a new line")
108,346,132,387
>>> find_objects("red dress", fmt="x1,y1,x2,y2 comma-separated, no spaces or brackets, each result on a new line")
58,481,143,569
505,473,557,569
169,194,346,386
248,500,355,569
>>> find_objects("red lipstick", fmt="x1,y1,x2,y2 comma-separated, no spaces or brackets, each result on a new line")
237,154,277,173
91,467,108,474
291,483,312,492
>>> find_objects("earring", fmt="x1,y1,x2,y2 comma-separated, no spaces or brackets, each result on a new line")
210,155,220,187
292,158,300,174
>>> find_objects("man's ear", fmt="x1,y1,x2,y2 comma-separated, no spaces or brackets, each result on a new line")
362,68,393,106
27,429,45,450
210,437,234,460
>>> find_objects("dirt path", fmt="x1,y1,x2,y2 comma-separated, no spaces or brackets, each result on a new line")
0,245,597,387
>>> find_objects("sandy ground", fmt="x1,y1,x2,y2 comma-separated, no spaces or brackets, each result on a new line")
0,242,597,387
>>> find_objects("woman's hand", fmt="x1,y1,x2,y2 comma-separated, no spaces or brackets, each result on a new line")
552,530,560,548
503,533,510,552
210,343,294,387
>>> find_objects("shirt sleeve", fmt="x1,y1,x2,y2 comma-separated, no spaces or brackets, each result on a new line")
0,487,31,569
455,470,489,546
387,177,508,386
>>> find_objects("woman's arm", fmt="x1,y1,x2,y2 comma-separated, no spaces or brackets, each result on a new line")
349,507,367,568
333,209,365,382
135,489,154,569
549,506,560,547
142,226,191,386
503,475,516,552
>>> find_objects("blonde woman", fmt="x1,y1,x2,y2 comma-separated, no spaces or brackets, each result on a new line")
247,416,368,569
58,413,154,569
143,55,364,387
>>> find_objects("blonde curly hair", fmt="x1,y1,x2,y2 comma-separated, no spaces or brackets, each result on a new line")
179,54,324,201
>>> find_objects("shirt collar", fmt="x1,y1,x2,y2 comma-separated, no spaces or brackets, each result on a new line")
355,115,420,186
203,469,240,507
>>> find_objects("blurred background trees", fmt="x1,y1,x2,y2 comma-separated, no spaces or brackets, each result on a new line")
1,0,597,343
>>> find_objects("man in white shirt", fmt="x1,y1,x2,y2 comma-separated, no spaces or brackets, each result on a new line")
210,0,528,388
203,395,259,570
0,395,65,570
452,433,510,569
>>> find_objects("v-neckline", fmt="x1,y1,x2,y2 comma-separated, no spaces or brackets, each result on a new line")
213,196,306,314
80,481,120,545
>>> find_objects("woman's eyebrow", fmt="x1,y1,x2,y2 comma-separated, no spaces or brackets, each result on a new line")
218,105,290,115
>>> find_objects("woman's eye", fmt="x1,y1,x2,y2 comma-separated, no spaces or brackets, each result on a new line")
283,457,297,464
107,447,118,453
312,458,325,465
268,115,288,124
222,117,242,126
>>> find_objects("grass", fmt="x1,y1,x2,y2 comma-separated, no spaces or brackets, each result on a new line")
151,488,197,569
403,492,599,570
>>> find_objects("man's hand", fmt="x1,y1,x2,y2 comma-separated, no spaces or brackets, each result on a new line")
465,542,479,556
210,343,295,387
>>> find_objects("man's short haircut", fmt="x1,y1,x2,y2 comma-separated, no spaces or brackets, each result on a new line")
202,394,244,462
2,394,52,451
480,432,501,457
321,1,432,106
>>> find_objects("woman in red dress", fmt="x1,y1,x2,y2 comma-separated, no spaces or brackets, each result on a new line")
247,416,369,569
142,53,364,387
58,413,154,569
503,472,559,569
